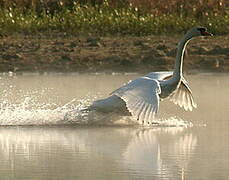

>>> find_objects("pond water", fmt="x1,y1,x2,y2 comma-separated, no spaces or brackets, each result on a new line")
0,72,228,180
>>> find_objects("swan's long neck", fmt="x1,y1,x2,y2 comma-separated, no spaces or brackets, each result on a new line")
173,35,191,79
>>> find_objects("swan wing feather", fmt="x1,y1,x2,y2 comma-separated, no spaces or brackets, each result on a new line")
169,78,197,111
112,77,161,125
144,71,173,81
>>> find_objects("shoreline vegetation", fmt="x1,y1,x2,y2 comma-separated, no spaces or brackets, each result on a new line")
0,0,228,73
0,0,228,36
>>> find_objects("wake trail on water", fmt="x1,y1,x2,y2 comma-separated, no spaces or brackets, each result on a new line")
0,85,192,127
0,97,84,126
0,95,193,127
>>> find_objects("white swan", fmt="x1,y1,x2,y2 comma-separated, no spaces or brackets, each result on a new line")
87,27,213,125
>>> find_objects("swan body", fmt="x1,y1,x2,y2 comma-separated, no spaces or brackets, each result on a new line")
88,27,212,125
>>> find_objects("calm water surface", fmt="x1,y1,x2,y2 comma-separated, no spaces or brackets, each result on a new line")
0,73,228,180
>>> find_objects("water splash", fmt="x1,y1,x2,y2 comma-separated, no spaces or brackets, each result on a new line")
0,81,193,127
0,96,88,126
150,117,193,128
0,84,93,125
0,95,194,126
64,112,193,127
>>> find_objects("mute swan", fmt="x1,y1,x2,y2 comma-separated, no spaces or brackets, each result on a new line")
87,27,213,125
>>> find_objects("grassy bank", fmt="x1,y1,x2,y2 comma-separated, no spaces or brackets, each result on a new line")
0,0,228,36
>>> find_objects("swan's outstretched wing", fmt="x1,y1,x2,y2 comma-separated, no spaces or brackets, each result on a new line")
111,77,161,125
145,71,173,81
169,78,197,111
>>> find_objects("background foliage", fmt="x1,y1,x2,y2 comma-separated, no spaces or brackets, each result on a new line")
0,0,228,35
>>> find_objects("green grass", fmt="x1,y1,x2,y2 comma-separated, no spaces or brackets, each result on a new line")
0,1,228,36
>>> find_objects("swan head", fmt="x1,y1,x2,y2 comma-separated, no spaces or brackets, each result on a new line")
186,27,213,39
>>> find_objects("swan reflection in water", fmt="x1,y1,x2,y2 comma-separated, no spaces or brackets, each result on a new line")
0,126,196,179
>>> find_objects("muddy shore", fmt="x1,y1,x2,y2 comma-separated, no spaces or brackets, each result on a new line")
0,34,228,73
